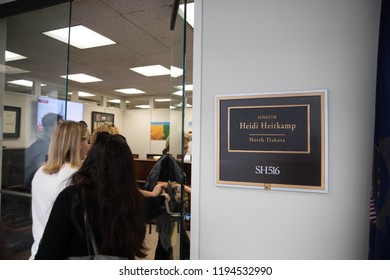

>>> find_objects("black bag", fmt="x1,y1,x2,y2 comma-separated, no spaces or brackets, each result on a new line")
144,154,188,213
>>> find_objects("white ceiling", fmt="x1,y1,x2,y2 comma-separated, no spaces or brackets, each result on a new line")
4,0,193,104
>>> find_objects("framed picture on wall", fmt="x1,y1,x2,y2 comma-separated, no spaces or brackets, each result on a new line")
3,106,21,139
91,111,114,133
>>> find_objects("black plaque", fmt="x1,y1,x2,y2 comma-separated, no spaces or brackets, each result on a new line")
217,90,327,192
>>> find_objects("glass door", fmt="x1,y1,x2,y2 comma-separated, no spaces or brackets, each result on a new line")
0,0,193,260
169,0,193,260
0,1,72,259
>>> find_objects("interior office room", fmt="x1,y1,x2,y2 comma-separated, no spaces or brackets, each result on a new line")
0,0,387,260
0,0,193,260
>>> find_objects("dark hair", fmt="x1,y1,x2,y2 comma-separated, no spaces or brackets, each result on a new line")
79,120,88,127
70,132,147,259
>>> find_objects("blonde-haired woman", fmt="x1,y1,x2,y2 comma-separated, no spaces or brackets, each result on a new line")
90,123,119,145
30,121,89,259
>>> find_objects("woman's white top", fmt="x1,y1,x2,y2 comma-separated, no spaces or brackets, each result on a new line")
29,163,78,259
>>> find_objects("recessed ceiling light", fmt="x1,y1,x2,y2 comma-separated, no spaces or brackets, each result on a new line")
170,66,183,78
174,103,192,108
108,99,121,104
135,105,150,109
155,99,171,102
61,73,102,83
179,3,195,28
5,51,27,62
115,88,145,94
78,91,96,97
130,65,171,77
175,84,193,91
7,79,33,87
43,25,117,49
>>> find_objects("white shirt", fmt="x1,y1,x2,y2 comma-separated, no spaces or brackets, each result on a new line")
30,163,78,259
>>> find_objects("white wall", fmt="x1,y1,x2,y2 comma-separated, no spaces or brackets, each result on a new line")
192,0,381,259
123,107,193,158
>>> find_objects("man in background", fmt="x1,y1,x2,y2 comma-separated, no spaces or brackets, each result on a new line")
24,113,63,189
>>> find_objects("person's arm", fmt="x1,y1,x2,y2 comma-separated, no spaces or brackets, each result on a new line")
140,182,166,197
34,189,74,259
164,181,191,193
140,182,170,201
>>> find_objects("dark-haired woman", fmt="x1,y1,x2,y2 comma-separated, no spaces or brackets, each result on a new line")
35,132,148,259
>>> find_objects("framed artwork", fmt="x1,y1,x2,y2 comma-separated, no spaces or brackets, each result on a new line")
216,89,328,193
150,121,170,140
91,111,115,133
3,106,21,139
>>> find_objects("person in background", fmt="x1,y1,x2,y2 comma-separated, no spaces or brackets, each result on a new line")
24,113,63,189
161,132,192,193
89,123,119,145
30,121,89,259
79,120,88,128
162,132,191,158
35,132,148,259
79,120,91,144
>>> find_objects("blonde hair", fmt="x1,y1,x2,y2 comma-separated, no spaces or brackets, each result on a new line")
90,124,119,145
43,121,89,174
164,132,191,152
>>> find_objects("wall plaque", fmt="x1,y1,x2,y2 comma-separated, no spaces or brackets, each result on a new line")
216,90,328,193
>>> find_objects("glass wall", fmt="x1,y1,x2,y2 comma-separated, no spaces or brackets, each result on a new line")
0,0,193,260
0,2,72,259
169,0,193,260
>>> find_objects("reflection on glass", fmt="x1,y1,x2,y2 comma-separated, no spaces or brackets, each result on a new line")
1,2,72,260
169,0,193,261
126,99,150,110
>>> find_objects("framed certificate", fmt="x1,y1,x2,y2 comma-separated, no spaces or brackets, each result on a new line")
3,106,21,139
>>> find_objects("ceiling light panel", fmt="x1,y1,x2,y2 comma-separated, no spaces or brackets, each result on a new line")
179,3,195,28
115,88,145,94
5,51,27,62
108,99,121,104
61,73,102,83
155,99,171,102
130,65,171,77
175,84,193,91
7,79,33,87
43,25,117,49
135,105,150,109
78,91,96,97
170,66,183,78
